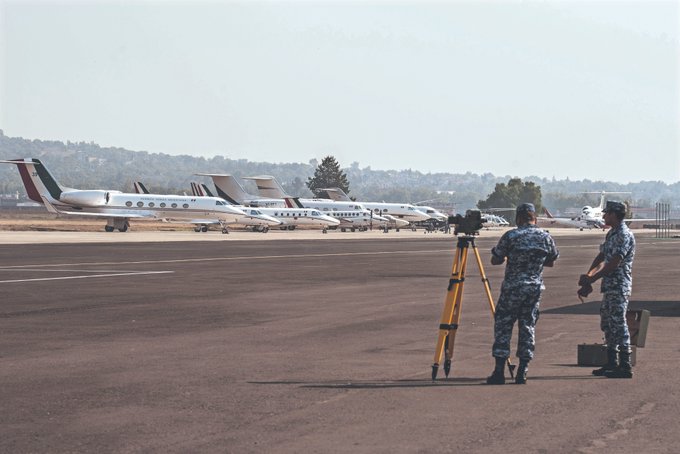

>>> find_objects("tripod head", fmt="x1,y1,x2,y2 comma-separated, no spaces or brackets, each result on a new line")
447,210,486,236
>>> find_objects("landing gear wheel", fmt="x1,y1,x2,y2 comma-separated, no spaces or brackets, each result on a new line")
222,228,229,234
105,226,114,232
201,225,208,233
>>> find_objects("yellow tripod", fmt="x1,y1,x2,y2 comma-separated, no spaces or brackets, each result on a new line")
431,235,515,380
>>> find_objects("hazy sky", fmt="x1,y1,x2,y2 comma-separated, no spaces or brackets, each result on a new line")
1,0,679,183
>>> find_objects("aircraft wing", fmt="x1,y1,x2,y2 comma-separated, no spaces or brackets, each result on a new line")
53,210,147,218
537,216,600,229
162,218,221,225
41,197,147,218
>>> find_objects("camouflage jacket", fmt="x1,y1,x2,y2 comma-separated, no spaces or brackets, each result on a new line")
491,224,559,290
600,223,635,295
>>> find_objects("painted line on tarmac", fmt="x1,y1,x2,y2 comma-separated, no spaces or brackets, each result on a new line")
0,240,665,270
0,249,457,268
0,270,173,284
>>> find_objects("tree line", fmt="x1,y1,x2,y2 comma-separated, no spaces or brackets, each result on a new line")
1,131,678,213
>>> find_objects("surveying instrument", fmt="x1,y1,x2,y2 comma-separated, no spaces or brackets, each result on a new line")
431,210,515,380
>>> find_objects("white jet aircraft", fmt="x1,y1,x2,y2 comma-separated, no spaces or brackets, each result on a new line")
540,207,605,230
201,174,387,232
310,186,430,222
540,192,637,230
1,158,249,233
253,181,431,225
413,205,448,223
189,181,340,232
131,181,280,232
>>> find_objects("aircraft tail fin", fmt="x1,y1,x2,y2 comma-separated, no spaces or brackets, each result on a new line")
195,174,249,205
284,197,304,209
133,182,150,194
243,175,289,198
0,158,67,204
200,183,214,197
318,187,351,201
189,182,215,198
543,207,554,218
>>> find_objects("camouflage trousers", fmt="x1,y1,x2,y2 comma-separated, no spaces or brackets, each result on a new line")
600,292,631,351
492,285,541,361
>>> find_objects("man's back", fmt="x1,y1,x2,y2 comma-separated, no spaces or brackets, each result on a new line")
492,225,559,288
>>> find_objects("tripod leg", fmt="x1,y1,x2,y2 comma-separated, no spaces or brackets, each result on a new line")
432,245,465,380
470,244,516,379
443,248,469,377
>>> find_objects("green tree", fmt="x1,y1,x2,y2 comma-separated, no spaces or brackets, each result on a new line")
478,178,542,212
306,155,350,195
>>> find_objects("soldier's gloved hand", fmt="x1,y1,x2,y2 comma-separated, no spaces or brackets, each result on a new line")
577,283,593,302
578,274,592,287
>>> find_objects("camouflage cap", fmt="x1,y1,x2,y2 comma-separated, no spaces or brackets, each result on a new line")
602,200,626,214
516,203,536,214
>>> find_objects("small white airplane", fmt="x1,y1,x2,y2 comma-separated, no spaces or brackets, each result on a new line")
189,181,340,232
281,196,389,232
313,187,432,224
413,205,448,223
204,174,388,232
540,192,639,231
1,158,249,233
381,214,411,230
541,207,605,230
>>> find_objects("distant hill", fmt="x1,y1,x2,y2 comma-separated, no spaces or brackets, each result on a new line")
1,130,678,212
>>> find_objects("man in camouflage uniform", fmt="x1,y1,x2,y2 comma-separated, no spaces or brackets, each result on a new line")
578,201,635,379
487,203,559,385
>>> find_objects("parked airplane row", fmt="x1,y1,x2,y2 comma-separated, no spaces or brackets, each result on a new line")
197,174,392,232
1,158,446,233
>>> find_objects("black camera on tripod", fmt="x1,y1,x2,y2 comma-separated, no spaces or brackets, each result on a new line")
447,210,487,236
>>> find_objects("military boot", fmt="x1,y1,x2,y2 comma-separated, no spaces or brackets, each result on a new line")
592,348,618,376
515,360,529,384
605,348,633,379
486,357,506,385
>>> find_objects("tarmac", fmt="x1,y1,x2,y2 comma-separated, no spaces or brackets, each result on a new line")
1,228,679,453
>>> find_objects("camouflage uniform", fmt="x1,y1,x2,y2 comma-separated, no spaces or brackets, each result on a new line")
491,225,559,361
599,223,635,350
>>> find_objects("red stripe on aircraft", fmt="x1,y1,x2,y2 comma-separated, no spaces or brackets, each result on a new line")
14,160,42,203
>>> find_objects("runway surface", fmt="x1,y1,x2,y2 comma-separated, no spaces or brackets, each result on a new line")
1,230,679,453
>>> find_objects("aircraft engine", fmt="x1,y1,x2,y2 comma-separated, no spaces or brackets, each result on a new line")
60,190,115,206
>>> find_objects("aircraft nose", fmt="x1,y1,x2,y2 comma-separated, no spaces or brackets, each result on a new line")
265,215,282,225
230,206,247,216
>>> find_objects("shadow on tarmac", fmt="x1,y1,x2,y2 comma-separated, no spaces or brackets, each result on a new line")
249,375,599,389
543,300,680,317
